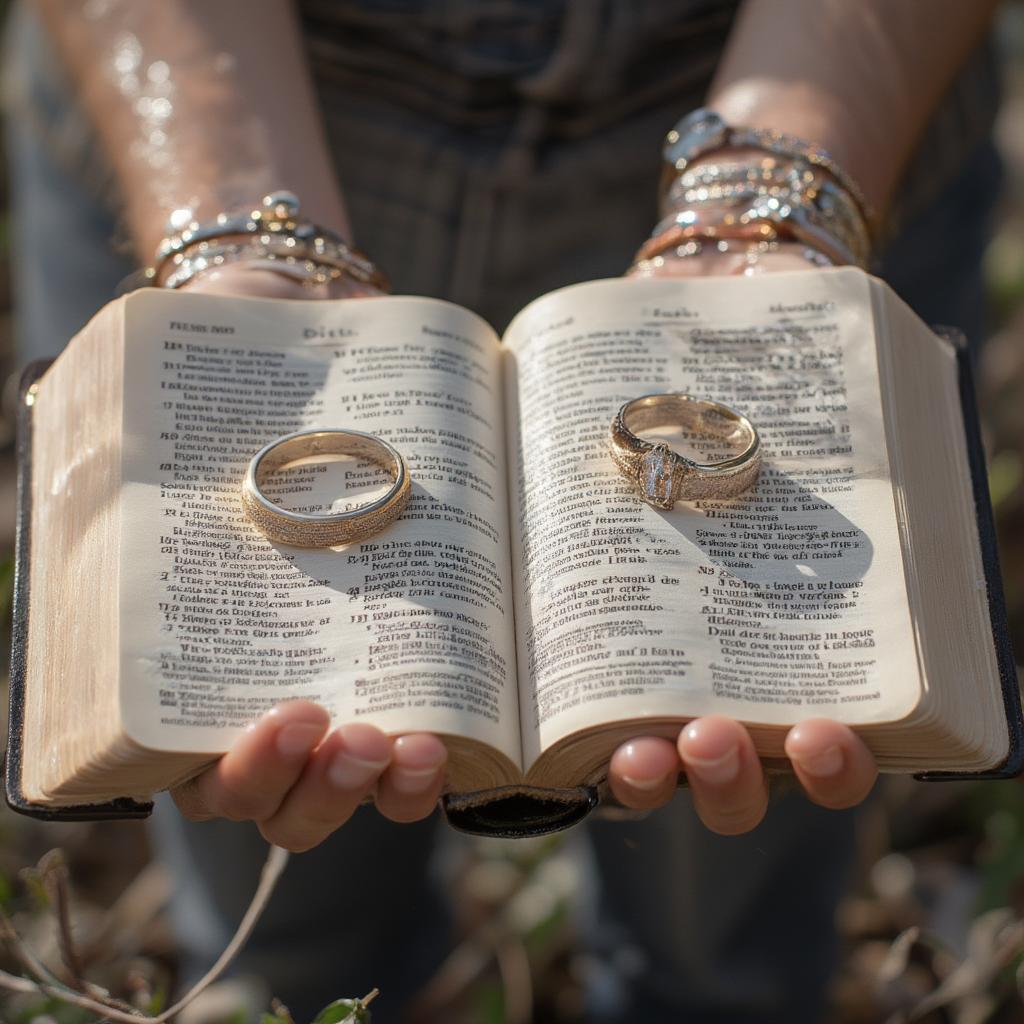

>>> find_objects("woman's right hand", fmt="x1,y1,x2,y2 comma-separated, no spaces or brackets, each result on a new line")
167,265,450,852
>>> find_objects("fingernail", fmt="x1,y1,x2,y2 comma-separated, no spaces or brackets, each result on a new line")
328,750,389,790
684,747,740,785
795,744,843,778
390,766,443,796
275,723,323,758
621,773,671,791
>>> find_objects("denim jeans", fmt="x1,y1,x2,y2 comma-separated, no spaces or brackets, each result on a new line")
2,1,1001,1019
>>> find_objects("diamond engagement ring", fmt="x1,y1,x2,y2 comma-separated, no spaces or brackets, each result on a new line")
242,429,411,547
609,394,761,509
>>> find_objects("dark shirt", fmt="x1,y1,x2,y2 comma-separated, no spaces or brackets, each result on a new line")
297,0,1001,235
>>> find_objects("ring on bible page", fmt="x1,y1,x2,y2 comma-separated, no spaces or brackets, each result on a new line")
241,429,411,547
609,394,761,510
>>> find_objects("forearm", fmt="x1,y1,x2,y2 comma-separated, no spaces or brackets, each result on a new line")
34,0,349,260
708,0,1000,218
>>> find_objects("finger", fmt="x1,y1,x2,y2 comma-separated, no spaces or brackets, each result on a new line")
171,701,330,822
608,736,680,809
677,716,768,835
784,719,878,809
259,722,392,852
374,734,449,823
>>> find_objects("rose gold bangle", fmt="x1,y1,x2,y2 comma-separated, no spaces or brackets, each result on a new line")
635,220,782,265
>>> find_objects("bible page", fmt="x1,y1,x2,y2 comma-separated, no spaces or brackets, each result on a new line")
503,270,922,768
118,290,520,767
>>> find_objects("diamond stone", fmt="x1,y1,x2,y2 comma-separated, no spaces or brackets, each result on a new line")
640,444,676,508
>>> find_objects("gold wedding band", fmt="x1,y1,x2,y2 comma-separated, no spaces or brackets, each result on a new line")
241,429,410,547
609,394,761,509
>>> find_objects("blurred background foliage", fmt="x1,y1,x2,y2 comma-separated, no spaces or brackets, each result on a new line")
3,2,1024,1023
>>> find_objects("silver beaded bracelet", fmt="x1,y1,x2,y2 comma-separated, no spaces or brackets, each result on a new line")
127,191,389,292
651,158,869,268
647,108,875,272
661,108,875,233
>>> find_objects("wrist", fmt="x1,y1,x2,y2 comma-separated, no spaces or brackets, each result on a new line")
126,191,387,295
706,85,889,222
644,109,873,272
131,182,353,266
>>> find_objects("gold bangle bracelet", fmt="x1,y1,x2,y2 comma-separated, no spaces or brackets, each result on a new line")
241,429,411,547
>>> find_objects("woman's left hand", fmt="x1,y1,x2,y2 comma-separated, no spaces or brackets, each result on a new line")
605,242,878,834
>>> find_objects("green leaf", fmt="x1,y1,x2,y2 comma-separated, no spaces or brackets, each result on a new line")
310,998,371,1024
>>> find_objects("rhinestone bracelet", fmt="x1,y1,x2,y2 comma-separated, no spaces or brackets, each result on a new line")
660,108,876,234
162,239,350,290
143,191,388,291
644,161,870,269
661,158,870,266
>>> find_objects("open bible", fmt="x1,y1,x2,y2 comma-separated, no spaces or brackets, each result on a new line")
8,269,1022,836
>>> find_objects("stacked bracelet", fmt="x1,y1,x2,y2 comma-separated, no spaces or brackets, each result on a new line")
660,108,875,232
639,157,870,269
662,158,870,263
636,108,874,274
141,191,389,292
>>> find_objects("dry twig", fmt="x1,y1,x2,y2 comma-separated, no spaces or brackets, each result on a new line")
0,842,290,1022
37,849,87,986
